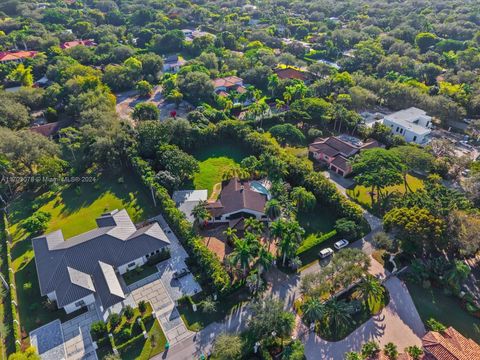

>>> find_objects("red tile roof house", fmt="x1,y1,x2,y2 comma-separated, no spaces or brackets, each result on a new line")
212,76,247,96
0,50,38,63
206,178,269,223
274,66,308,82
308,135,380,177
60,39,97,50
422,326,480,360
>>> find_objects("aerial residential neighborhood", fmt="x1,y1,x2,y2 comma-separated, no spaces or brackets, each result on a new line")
1,1,480,360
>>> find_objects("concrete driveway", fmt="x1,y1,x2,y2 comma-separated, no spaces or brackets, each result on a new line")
303,276,425,360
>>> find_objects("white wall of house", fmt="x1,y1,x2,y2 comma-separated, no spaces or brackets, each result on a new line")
117,256,147,275
384,119,431,144
63,294,95,314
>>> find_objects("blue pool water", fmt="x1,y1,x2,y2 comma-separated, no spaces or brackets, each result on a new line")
249,181,272,200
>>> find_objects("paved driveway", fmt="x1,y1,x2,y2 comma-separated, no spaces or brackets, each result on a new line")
303,276,425,360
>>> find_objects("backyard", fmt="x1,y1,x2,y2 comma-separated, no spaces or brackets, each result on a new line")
191,144,251,196
8,171,158,335
406,280,480,342
346,174,425,209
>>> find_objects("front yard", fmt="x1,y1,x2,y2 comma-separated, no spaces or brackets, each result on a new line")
8,171,158,337
405,279,480,342
346,173,424,209
93,303,167,360
177,287,251,332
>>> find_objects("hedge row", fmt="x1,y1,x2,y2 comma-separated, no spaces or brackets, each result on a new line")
0,213,20,352
296,230,337,256
127,150,231,294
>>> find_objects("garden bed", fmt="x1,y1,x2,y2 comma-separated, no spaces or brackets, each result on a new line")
93,303,167,360
316,285,390,341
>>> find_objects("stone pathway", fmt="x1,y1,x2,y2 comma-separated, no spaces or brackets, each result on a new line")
131,277,193,346
61,307,99,360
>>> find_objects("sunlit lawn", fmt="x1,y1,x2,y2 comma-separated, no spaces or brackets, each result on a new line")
346,174,425,208
191,144,250,196
8,171,158,334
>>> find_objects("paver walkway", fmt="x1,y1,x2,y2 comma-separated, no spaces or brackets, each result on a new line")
61,307,98,360
130,277,193,345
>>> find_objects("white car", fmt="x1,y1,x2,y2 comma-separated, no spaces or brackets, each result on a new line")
334,239,349,250
319,248,334,258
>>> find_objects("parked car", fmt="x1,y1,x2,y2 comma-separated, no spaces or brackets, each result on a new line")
319,248,334,258
172,268,190,280
334,239,349,250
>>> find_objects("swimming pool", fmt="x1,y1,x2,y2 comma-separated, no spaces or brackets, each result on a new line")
249,180,272,200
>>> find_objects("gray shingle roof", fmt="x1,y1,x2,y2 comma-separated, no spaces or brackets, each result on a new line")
32,209,170,309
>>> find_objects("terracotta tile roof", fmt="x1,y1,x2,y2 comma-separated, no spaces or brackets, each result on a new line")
0,51,38,62
30,120,71,138
207,178,267,217
330,155,350,172
422,327,480,360
61,39,96,49
274,67,307,81
212,76,243,89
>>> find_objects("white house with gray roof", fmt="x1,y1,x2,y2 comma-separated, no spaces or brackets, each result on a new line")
383,107,432,145
32,209,170,315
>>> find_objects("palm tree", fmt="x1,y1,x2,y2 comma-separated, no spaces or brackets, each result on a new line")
345,352,362,360
384,342,398,360
361,340,380,359
301,297,324,325
256,246,274,275
265,199,282,220
229,238,256,276
446,260,471,292
357,274,385,313
323,298,353,337
278,221,304,266
269,219,285,244
222,165,250,181
223,227,237,246
405,345,423,360
244,218,263,235
191,200,210,227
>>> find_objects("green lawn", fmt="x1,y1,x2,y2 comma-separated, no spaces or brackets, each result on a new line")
296,203,338,268
8,171,158,335
346,174,425,209
405,280,480,342
191,144,250,196
123,264,158,286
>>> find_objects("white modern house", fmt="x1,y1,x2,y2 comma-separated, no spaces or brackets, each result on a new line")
383,107,432,144
32,210,170,315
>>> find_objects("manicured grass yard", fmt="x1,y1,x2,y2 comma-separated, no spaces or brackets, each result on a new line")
405,280,480,342
346,174,425,209
8,171,158,335
191,144,250,196
122,264,158,286
296,203,338,268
